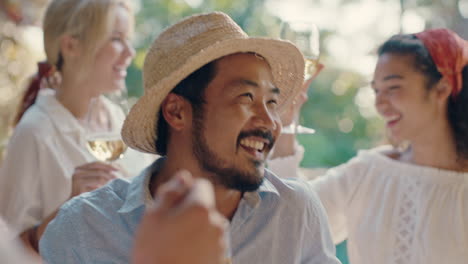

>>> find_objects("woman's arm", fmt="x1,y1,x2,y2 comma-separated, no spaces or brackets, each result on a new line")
19,210,58,254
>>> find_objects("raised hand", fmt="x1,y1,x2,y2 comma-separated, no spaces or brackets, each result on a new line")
132,170,227,264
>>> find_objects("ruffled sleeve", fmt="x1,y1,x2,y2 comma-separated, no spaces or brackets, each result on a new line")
309,151,372,243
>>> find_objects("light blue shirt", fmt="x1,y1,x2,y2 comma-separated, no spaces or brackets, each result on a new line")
40,158,340,264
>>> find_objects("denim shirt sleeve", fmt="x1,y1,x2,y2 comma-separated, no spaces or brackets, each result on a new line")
301,183,342,264
39,200,90,264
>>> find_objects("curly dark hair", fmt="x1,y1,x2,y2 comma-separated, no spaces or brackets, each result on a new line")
378,34,468,161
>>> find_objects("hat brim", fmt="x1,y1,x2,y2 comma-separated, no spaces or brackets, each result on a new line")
122,37,305,154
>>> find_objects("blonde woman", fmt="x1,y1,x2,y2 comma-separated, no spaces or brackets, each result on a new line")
0,0,151,253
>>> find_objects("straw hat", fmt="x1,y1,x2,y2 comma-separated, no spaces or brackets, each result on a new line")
122,11,305,154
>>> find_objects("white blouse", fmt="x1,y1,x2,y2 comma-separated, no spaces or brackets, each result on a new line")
0,217,37,263
269,145,468,264
0,91,155,234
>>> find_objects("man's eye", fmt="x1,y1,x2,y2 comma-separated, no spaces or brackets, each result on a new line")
241,93,253,100
267,99,278,105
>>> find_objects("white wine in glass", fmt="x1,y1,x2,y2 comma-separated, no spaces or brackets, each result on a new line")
281,21,321,79
85,90,129,163
280,21,321,135
86,134,127,162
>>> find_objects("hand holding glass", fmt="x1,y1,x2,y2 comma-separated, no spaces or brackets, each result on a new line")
85,90,128,163
280,21,323,134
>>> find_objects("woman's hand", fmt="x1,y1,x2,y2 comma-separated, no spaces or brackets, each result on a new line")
271,77,317,160
70,161,119,198
280,77,314,127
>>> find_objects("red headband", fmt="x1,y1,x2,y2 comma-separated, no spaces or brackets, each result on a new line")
15,62,55,125
415,28,468,98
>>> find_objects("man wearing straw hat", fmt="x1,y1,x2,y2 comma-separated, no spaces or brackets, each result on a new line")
40,12,340,264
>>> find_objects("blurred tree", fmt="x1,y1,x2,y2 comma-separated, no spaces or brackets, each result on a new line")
298,66,382,168
399,0,468,37
128,0,270,97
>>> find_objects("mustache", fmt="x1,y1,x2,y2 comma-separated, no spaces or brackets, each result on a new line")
238,129,275,149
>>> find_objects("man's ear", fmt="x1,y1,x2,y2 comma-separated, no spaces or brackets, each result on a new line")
59,35,81,58
161,93,190,131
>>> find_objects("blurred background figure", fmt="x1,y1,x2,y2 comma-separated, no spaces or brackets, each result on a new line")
0,0,154,253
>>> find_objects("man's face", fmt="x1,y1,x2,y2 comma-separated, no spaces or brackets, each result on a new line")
191,53,282,192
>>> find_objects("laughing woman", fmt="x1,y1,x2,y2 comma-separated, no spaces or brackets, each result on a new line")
269,29,468,263
0,0,153,253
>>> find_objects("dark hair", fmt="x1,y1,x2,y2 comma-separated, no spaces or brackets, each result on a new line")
154,61,217,155
448,66,468,160
378,34,468,160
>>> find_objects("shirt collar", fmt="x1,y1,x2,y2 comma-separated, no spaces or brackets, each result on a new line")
35,89,86,134
35,89,125,147
241,170,279,208
117,158,165,214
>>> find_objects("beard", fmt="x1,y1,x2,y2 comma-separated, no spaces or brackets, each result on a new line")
191,106,266,192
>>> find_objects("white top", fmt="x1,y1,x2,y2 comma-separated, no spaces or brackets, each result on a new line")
267,141,305,180
0,233,38,264
0,217,37,263
268,145,468,264
0,90,155,234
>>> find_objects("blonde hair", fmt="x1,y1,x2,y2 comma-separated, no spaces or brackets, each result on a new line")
43,0,133,72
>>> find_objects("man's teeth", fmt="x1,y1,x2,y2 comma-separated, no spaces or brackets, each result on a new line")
240,139,265,151
385,115,400,122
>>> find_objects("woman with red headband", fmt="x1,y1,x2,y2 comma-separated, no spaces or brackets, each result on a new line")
269,28,468,263
0,0,156,253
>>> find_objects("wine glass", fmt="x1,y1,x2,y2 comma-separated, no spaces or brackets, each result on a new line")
280,21,323,134
85,90,128,163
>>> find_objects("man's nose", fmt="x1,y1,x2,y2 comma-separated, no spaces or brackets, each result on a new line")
252,103,277,131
